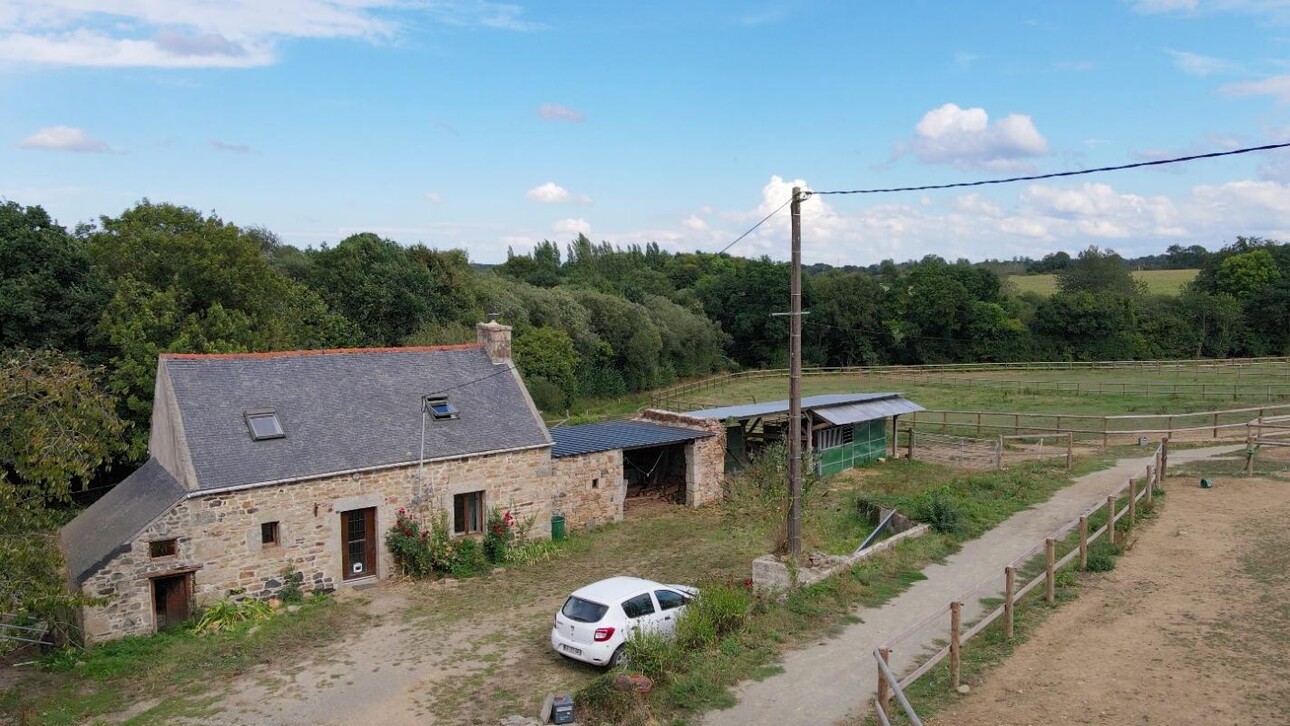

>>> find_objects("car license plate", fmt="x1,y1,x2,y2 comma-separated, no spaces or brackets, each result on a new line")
561,644,582,656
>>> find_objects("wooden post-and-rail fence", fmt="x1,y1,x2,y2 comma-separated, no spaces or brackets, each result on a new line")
873,439,1170,723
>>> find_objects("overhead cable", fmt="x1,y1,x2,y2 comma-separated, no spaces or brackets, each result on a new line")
807,141,1290,197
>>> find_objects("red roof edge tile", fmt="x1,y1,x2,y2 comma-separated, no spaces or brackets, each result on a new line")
160,343,483,361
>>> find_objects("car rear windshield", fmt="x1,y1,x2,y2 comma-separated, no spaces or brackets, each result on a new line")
561,596,609,623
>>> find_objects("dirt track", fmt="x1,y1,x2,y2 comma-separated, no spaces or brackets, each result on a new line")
930,472,1290,725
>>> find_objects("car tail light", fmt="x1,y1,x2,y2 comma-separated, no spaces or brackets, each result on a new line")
593,627,615,642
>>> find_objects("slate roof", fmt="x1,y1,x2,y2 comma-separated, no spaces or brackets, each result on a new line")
163,346,551,491
550,420,713,458
60,458,186,585
683,393,911,421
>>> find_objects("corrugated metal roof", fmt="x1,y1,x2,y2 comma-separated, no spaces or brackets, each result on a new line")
550,420,713,458
683,393,908,421
814,397,924,425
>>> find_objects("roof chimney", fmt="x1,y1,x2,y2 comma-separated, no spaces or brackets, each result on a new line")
476,317,512,363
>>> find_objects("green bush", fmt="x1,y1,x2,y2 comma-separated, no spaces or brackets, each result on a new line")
915,490,965,535
574,673,642,724
278,565,304,604
451,538,489,578
385,509,466,578
622,629,685,679
1085,541,1121,572
192,598,272,635
676,583,752,650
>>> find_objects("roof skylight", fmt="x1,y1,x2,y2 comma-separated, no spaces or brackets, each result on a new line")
245,410,285,440
424,396,459,420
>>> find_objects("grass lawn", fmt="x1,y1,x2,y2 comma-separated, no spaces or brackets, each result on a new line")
0,595,370,725
1006,268,1198,297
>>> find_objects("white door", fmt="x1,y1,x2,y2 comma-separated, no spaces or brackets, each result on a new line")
653,588,689,637
621,592,664,637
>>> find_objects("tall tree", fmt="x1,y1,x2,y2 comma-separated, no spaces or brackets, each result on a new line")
0,202,111,355
307,233,444,346
1057,246,1139,297
1,350,125,628
87,201,358,456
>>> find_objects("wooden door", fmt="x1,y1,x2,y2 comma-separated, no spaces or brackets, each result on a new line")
152,573,191,630
341,507,377,580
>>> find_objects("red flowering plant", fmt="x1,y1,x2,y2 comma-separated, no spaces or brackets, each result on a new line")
385,509,457,578
483,507,516,564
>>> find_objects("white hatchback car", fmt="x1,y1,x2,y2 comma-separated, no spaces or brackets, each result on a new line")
550,576,697,667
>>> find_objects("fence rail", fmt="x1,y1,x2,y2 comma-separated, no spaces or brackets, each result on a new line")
872,440,1169,723
650,357,1290,410
905,403,1290,447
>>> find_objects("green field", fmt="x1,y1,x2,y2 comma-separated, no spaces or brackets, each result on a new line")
1008,268,1198,296
652,362,1290,444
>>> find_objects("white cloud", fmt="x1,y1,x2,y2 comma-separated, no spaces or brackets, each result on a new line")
1131,0,1199,12
682,215,709,232
423,192,442,204
904,103,1050,171
1131,0,1290,22
0,1,542,69
552,218,590,236
17,125,112,152
525,182,591,204
210,139,250,153
1166,48,1240,76
952,51,979,70
1223,75,1290,101
537,103,585,123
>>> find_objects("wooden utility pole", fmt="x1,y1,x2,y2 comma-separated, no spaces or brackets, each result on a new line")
788,186,804,560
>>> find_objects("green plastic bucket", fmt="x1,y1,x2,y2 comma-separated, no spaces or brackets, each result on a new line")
551,514,566,540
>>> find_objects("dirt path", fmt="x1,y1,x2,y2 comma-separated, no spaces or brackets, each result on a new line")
702,444,1244,726
929,473,1290,726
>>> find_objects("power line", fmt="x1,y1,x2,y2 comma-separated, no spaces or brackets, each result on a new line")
717,196,795,254
807,141,1290,197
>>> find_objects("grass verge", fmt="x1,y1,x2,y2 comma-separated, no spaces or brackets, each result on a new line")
574,455,1103,725
1,593,368,726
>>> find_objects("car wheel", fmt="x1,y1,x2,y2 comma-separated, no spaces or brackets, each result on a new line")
609,644,628,668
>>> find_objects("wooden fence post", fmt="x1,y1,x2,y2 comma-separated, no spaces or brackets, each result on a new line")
1004,566,1016,639
976,411,982,436
950,601,962,688
1246,435,1256,476
908,428,916,460
1161,437,1169,480
1145,466,1154,505
1128,478,1137,528
877,646,890,709
1066,432,1073,471
1212,412,1219,439
1107,496,1116,546
1045,538,1056,605
996,435,1004,470
1078,516,1088,570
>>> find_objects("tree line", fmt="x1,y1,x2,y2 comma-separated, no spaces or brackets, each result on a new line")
4,197,1290,618
5,198,1290,496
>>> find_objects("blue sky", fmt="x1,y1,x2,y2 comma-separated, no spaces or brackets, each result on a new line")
5,0,1290,266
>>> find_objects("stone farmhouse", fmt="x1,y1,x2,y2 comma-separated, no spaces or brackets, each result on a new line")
60,321,723,643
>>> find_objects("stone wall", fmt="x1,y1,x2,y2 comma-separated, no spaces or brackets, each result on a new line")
636,409,726,506
549,449,624,531
80,445,566,642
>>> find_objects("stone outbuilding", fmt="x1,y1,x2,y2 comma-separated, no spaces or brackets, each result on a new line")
59,322,724,643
